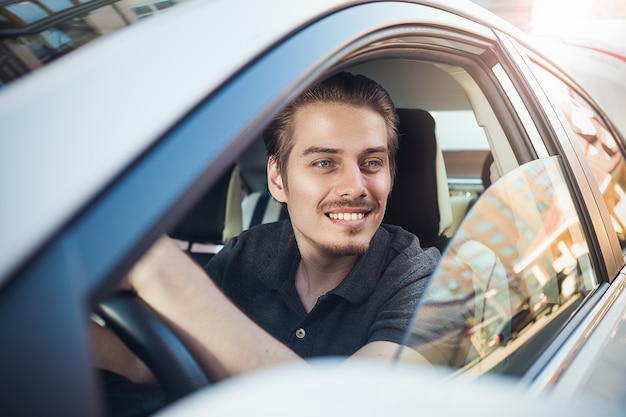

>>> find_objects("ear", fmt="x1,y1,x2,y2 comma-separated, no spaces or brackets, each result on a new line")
267,156,287,203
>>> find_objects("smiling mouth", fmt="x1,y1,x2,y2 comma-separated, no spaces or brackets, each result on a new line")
327,212,366,220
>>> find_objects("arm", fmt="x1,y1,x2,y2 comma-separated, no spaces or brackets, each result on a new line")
90,321,156,384
103,236,430,383
349,340,432,367
126,236,304,382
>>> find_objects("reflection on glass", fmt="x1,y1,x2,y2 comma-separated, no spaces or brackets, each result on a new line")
0,0,183,86
532,64,626,252
39,0,74,13
569,102,626,249
6,3,49,24
155,0,175,10
400,157,597,377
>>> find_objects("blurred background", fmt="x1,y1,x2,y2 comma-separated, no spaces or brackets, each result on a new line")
474,0,626,135
474,0,625,32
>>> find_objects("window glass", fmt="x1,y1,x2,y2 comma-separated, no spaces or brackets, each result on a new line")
39,0,73,13
433,110,490,152
129,0,176,18
155,0,175,11
530,64,626,253
6,2,48,24
399,157,598,377
0,0,183,86
434,110,490,199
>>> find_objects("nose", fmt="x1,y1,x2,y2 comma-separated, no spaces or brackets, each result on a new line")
336,163,367,198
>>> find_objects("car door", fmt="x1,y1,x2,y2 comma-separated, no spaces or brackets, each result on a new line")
500,36,626,395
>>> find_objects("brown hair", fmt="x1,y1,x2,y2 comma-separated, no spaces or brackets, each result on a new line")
263,71,399,189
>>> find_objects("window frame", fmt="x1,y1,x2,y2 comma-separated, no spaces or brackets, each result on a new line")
0,4,512,415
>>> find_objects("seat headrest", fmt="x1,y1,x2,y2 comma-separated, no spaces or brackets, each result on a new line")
384,108,451,250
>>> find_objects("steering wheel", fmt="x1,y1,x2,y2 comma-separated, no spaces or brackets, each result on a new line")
96,291,211,404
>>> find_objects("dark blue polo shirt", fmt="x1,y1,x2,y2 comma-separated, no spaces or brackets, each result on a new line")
205,220,439,359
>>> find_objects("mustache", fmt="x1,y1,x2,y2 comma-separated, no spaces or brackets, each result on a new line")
320,199,378,212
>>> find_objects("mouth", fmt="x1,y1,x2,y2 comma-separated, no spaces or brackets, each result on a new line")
327,212,366,220
323,200,377,224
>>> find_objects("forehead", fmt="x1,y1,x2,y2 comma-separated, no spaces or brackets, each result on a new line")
291,102,388,151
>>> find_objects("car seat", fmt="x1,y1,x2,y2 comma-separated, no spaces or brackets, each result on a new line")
241,191,288,231
168,165,242,266
383,108,452,251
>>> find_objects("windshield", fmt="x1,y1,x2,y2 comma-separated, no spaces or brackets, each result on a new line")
398,157,598,377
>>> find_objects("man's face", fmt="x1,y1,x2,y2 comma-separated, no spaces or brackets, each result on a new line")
268,102,392,258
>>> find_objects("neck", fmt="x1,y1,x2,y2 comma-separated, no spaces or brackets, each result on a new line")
294,253,357,312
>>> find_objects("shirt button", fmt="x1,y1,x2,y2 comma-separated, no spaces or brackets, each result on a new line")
295,328,306,339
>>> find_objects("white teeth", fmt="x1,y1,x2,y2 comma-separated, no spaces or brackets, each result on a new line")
329,212,364,220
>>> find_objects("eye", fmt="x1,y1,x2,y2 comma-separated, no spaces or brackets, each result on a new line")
314,160,333,168
362,159,383,170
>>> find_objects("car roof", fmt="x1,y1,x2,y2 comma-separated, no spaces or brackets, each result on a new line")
0,0,521,284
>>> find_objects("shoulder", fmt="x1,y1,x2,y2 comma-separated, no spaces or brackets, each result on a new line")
378,224,439,258
206,220,295,278
376,223,441,278
228,220,293,249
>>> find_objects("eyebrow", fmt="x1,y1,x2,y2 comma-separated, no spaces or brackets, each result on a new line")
302,146,338,156
301,146,388,156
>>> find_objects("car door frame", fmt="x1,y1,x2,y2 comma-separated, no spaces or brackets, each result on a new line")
0,3,511,416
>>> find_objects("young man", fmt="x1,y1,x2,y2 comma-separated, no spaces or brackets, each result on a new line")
94,72,439,382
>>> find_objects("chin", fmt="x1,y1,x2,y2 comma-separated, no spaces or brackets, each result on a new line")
322,241,370,257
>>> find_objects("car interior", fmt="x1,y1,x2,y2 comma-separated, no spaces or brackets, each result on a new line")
167,58,508,261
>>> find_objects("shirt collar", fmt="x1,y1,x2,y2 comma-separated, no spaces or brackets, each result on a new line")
258,221,300,290
330,227,391,304
259,221,391,305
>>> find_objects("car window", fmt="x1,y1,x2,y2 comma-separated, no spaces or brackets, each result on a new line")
434,109,492,238
529,64,626,254
0,0,182,87
399,157,598,377
435,109,491,199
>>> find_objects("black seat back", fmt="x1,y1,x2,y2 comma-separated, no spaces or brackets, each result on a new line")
384,108,450,251
168,165,235,264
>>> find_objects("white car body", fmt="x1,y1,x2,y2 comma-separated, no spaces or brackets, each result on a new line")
1,1,625,416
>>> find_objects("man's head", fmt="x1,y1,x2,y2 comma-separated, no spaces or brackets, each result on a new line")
264,72,399,258
263,72,399,190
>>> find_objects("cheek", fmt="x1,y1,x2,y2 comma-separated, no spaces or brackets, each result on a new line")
291,178,325,201
370,175,392,201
